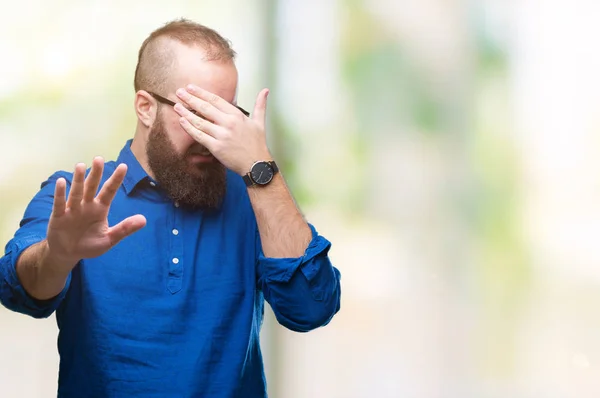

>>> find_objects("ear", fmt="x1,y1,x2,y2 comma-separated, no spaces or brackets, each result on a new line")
134,90,156,128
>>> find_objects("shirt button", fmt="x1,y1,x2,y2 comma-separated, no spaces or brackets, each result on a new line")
172,229,179,236
172,258,179,264
149,181,156,187
174,202,180,207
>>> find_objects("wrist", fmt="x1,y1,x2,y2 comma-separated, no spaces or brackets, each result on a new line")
16,240,73,301
238,150,273,176
42,240,79,276
242,159,279,187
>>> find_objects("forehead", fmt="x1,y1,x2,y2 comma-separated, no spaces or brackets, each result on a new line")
167,41,238,102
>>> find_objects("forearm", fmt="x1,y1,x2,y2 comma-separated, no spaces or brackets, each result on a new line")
248,174,312,258
16,240,73,300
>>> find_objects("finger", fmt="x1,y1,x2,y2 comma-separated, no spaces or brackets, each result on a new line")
96,164,127,206
83,157,104,202
179,117,220,148
107,214,147,247
174,91,226,124
252,88,270,128
66,163,86,210
181,85,239,115
52,178,67,216
174,104,223,138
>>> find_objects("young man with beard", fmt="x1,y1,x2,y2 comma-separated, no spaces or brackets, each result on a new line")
0,19,341,397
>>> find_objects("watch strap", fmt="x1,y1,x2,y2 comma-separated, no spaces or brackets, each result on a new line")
242,173,254,187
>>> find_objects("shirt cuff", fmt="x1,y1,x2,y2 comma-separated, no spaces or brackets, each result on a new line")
258,224,332,284
1,235,71,316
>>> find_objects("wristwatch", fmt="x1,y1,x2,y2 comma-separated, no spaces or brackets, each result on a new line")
243,160,279,187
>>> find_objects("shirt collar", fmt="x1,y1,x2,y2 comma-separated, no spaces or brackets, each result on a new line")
116,139,151,195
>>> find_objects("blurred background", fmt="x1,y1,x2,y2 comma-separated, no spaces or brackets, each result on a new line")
2,0,600,397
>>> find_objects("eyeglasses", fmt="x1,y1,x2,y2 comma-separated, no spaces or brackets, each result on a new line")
149,92,250,117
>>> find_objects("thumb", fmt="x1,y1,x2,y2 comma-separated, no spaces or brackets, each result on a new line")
107,214,147,246
252,88,270,127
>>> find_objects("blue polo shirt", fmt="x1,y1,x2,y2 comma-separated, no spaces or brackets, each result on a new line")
0,140,341,397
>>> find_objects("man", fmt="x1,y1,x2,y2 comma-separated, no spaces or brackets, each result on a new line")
0,19,341,397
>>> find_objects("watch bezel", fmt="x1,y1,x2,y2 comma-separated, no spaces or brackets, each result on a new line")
250,161,275,185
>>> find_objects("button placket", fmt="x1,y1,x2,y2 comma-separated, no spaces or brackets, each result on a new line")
167,203,184,294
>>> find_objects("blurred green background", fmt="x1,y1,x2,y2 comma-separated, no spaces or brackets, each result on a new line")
2,0,600,397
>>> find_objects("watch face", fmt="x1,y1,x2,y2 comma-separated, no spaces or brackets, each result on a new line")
251,161,274,185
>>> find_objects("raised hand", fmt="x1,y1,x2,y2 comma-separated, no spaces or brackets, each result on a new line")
46,157,147,271
173,85,272,176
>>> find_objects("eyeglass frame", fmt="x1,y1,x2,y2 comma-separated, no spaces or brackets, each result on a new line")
148,92,250,118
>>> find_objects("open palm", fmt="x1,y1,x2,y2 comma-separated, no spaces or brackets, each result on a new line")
46,157,146,267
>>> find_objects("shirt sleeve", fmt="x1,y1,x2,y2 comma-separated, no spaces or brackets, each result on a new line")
0,172,72,319
256,223,341,332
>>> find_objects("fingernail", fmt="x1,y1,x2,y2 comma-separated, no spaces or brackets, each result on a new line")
176,88,188,98
186,84,196,92
174,103,184,112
